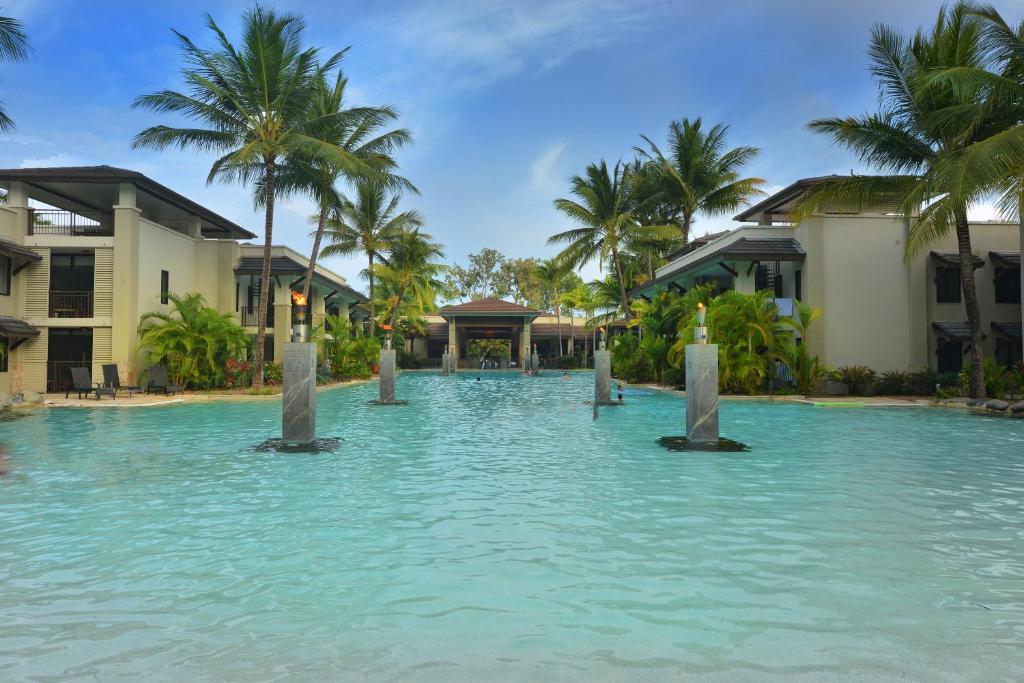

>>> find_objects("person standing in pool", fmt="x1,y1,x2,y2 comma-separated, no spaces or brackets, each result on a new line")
562,372,570,381
617,383,624,402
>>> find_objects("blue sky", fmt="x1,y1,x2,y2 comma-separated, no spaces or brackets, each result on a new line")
2,0,1016,287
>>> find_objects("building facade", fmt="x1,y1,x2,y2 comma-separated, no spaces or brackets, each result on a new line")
631,177,1023,374
0,166,364,394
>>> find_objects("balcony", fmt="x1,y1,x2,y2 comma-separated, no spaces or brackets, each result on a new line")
49,290,93,318
239,306,274,327
29,209,112,237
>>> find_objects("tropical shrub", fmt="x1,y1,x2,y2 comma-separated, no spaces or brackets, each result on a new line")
961,358,1022,399
556,355,578,369
263,361,284,386
875,370,912,395
611,333,654,383
776,342,829,395
224,358,253,388
397,350,422,369
834,366,876,396
661,367,685,388
138,292,250,389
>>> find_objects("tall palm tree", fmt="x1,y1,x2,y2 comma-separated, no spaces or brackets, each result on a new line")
276,70,415,307
0,9,29,132
536,258,570,355
549,160,675,319
800,4,1012,398
563,282,599,366
133,7,364,388
375,229,446,333
320,178,423,336
636,118,765,243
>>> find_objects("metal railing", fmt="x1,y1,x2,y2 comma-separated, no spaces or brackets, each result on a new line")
239,306,274,327
29,209,112,237
47,361,88,393
49,291,94,318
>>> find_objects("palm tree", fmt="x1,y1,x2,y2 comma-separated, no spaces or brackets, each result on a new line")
276,70,415,307
536,258,570,356
320,178,424,336
375,229,446,333
549,161,675,319
800,4,1010,398
562,283,597,366
636,118,765,243
0,9,29,132
138,292,250,389
132,7,362,388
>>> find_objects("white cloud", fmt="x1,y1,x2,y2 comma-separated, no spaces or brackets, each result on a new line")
20,152,84,168
1,134,55,146
529,142,567,192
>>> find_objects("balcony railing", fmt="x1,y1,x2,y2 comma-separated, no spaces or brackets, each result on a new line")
29,209,113,237
47,361,88,393
49,291,94,318
239,306,274,327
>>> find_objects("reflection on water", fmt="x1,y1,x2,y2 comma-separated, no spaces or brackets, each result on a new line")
1,373,1023,681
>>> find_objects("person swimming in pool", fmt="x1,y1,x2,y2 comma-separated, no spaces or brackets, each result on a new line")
562,372,570,380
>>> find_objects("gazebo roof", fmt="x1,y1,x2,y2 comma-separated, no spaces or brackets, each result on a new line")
439,298,541,320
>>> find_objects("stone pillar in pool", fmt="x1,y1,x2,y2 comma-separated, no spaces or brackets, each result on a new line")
531,344,540,374
594,336,611,404
685,303,719,443
379,345,397,403
282,342,317,445
440,346,450,376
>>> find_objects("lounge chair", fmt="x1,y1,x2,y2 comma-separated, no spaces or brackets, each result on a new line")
102,364,143,398
66,366,114,400
147,366,183,395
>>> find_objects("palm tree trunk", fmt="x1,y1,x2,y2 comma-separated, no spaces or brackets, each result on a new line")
682,212,692,244
368,253,375,338
954,205,984,399
612,247,632,319
301,206,328,306
555,289,562,356
253,157,276,390
387,283,405,333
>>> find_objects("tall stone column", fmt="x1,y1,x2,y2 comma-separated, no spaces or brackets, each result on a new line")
685,344,719,443
448,321,457,370
112,183,141,378
282,342,316,444
521,320,531,370
273,279,291,363
379,347,397,403
594,345,612,404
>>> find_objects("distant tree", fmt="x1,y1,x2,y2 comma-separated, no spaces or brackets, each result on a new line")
637,117,765,243
467,248,504,298
376,229,446,332
443,263,479,303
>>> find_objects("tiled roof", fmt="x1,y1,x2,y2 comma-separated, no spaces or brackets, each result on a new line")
0,237,42,266
0,165,255,239
992,321,1022,340
733,175,846,221
235,255,365,302
530,322,588,337
932,321,978,342
931,251,985,268
664,230,732,261
0,315,39,338
990,251,1020,268
439,298,540,317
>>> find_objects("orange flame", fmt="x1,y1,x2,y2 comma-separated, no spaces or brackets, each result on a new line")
291,291,307,306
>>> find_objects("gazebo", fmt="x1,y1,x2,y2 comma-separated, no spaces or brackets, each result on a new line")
438,298,541,368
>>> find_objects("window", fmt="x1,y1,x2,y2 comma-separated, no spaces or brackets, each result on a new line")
0,336,8,372
935,267,960,304
0,255,9,296
774,273,784,298
755,261,780,293
996,337,1022,367
994,267,1021,304
235,282,239,312
794,269,802,301
160,270,169,305
936,340,963,373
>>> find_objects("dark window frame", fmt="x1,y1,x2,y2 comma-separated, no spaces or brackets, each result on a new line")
994,267,1021,305
935,267,961,304
936,339,964,373
0,255,10,296
794,269,802,301
160,270,169,305
0,335,8,371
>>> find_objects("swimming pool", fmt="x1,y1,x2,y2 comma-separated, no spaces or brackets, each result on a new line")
1,373,1023,680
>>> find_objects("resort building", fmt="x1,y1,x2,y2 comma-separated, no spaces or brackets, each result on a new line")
406,298,594,368
631,176,1024,374
0,166,365,395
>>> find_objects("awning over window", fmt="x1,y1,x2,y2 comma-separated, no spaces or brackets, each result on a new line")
932,321,979,342
0,315,40,339
0,237,42,272
989,251,1021,269
991,321,1023,340
930,251,984,269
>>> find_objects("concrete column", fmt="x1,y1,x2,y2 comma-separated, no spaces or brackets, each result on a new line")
111,183,142,377
379,347,397,403
448,321,457,364
273,279,291,362
282,342,316,444
187,216,203,239
521,319,531,369
685,344,719,443
594,348,611,403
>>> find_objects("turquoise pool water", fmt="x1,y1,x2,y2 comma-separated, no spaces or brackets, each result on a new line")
1,373,1023,680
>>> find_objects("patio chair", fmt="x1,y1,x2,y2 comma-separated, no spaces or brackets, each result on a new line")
102,364,143,398
147,366,183,395
66,367,113,400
